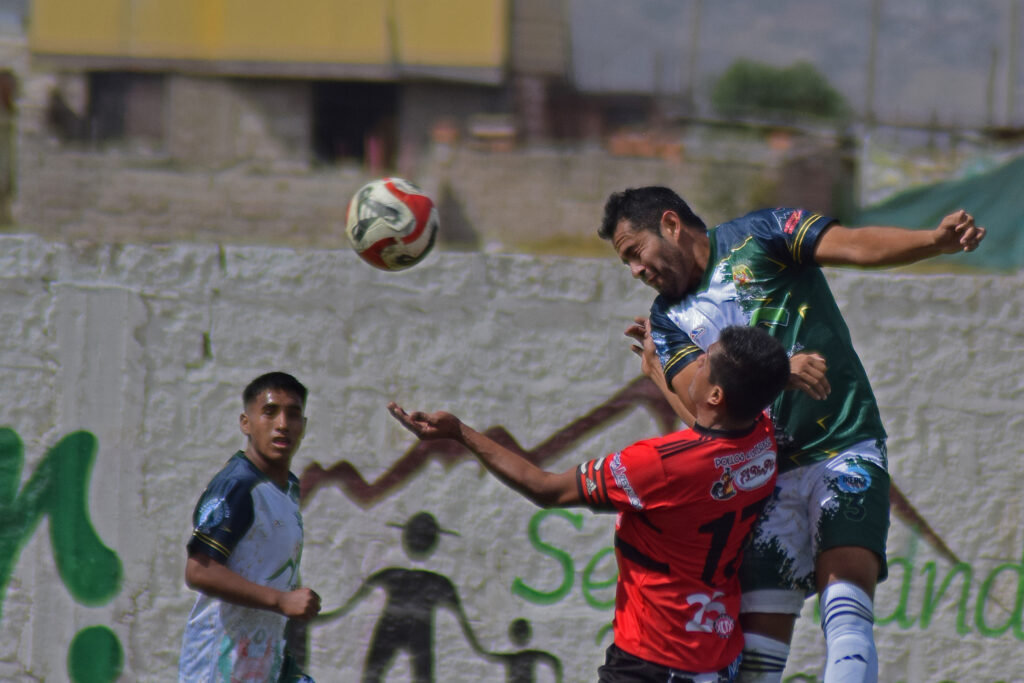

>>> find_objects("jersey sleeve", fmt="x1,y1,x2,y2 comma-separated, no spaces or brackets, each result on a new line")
649,297,704,384
740,208,836,266
186,476,256,563
576,442,666,513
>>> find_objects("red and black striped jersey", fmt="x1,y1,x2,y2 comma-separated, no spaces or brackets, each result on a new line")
575,412,778,672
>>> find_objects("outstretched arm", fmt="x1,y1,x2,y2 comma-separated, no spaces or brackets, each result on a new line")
387,403,581,507
185,554,321,619
814,209,985,267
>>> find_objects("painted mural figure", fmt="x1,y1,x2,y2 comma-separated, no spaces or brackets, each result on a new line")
320,511,485,682
179,372,321,682
600,187,986,682
389,325,790,681
488,618,563,683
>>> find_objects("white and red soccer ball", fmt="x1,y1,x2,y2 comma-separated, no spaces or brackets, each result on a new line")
344,177,439,271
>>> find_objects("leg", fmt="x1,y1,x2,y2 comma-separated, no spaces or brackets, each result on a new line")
736,614,794,683
813,448,890,683
735,470,816,683
817,547,881,683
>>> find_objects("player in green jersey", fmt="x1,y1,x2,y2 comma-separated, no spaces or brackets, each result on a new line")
598,186,984,683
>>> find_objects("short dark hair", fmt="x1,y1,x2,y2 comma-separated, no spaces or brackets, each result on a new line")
709,326,790,422
598,186,706,240
242,372,308,408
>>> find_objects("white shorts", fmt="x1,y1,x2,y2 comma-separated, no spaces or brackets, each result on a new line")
739,439,890,615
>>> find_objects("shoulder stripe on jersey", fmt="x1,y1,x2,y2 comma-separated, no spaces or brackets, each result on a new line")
191,531,231,559
615,534,669,574
656,435,713,460
792,213,823,263
664,344,702,376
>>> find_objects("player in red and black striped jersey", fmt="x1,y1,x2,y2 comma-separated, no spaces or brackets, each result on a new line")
388,325,790,682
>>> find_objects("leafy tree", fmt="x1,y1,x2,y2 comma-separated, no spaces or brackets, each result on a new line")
712,59,849,121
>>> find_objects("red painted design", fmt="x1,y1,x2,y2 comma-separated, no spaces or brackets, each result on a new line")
298,377,958,562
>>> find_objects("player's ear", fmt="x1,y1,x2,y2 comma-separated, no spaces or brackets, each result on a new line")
660,210,682,242
707,385,725,409
239,412,251,436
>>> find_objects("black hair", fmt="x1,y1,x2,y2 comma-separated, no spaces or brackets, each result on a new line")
598,186,706,240
242,371,308,408
709,326,790,422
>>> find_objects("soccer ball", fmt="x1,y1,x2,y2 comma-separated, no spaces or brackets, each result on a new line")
344,177,439,271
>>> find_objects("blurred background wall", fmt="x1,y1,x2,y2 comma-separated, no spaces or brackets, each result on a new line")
1,0,1021,264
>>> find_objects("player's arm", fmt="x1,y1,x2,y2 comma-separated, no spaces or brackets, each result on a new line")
387,403,581,507
814,210,984,267
185,553,321,619
625,317,697,426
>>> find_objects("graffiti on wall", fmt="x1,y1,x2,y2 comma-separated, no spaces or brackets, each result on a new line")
316,511,563,682
0,375,1021,681
299,377,679,505
0,428,123,682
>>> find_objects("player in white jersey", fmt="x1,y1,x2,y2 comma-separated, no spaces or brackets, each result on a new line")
180,372,321,682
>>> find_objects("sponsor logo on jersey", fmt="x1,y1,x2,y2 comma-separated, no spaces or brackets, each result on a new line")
733,455,776,491
710,468,737,501
713,437,773,469
610,452,644,510
835,460,871,494
713,614,736,639
784,209,804,234
691,324,707,345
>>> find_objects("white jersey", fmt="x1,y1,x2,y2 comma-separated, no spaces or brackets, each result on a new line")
180,452,304,682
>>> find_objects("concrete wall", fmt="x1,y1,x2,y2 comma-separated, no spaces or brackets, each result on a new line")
11,67,852,251
0,234,1021,682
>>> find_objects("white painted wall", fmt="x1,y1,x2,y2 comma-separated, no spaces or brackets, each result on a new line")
0,235,1020,683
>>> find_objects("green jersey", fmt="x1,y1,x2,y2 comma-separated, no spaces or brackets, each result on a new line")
649,208,887,472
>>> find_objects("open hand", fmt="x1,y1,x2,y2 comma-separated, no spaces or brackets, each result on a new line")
388,402,463,440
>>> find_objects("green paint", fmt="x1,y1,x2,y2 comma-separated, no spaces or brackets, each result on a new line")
876,530,919,628
581,546,616,609
920,561,973,634
881,529,1024,639
511,508,582,605
68,626,123,683
0,429,122,617
974,548,1024,638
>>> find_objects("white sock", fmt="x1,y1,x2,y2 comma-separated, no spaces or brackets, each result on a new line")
736,632,789,683
820,582,878,683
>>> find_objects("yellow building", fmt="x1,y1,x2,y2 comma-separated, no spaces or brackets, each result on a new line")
28,0,572,168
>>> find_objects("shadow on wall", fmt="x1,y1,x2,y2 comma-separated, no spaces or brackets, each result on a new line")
435,181,480,251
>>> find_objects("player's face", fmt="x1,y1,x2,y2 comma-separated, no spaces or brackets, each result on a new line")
240,388,306,478
611,216,700,299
